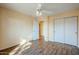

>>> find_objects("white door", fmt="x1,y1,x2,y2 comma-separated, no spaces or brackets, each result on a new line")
54,18,65,43
65,17,77,46
33,18,39,40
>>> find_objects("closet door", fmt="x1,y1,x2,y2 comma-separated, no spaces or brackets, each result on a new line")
54,18,65,43
65,17,77,46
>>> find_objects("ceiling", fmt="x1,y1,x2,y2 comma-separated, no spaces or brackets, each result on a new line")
0,3,79,16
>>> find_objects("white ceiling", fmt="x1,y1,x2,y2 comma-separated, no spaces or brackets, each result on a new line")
0,3,79,16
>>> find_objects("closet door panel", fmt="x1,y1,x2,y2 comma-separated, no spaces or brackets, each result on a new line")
65,17,77,46
54,18,64,43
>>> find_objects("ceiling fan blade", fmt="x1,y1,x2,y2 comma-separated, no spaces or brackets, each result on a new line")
42,10,52,14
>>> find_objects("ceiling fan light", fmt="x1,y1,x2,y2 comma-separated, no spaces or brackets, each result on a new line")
36,11,42,16
36,11,39,16
39,12,42,16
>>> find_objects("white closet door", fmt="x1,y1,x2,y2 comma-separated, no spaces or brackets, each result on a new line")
65,17,77,46
55,18,64,43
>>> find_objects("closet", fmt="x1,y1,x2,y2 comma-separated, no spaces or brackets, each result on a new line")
54,16,78,46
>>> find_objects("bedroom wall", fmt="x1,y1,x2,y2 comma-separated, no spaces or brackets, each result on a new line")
0,7,34,50
42,17,49,41
48,9,79,47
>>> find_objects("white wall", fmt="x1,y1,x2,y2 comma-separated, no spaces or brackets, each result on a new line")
48,17,54,41
0,7,34,50
43,19,48,41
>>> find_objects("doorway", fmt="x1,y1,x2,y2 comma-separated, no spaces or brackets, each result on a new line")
38,21,44,48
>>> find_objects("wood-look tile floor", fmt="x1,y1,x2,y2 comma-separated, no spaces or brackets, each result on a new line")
17,41,79,55
0,45,18,55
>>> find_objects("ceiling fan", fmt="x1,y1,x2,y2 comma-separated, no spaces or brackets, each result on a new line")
36,4,52,16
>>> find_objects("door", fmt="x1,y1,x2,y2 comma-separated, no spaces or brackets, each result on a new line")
54,18,65,43
65,17,77,46
33,17,39,40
